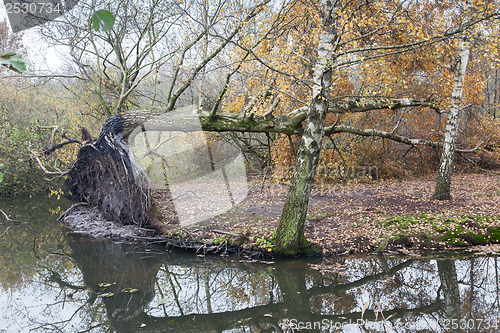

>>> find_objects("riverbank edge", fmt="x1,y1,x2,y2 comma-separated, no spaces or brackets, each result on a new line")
58,204,270,258
159,215,500,257
59,205,500,258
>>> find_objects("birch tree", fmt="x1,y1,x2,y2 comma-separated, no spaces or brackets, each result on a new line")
272,0,338,253
432,38,471,200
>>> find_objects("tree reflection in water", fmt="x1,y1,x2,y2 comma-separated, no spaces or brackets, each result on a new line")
16,235,500,332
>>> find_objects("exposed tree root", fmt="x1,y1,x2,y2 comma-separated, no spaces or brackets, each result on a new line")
65,115,150,226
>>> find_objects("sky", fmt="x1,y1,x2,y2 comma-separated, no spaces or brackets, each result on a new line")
0,3,67,72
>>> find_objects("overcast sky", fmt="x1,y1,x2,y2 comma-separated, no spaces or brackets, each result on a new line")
0,3,67,72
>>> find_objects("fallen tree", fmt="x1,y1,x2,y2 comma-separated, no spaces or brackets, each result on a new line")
57,95,480,231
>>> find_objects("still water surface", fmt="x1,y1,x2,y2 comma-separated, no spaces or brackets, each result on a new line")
0,195,499,332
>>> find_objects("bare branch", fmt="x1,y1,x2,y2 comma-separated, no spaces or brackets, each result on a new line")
41,139,81,155
335,12,500,70
456,134,493,153
325,124,442,147
123,97,438,136
167,0,272,111
0,209,23,224
29,148,69,176
329,97,439,114
458,152,500,175
324,124,481,153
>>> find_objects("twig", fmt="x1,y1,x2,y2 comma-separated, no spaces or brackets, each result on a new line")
211,229,242,237
287,134,297,157
391,113,405,133
0,226,11,237
0,209,23,224
29,148,69,176
456,134,493,153
458,152,500,175
41,139,81,155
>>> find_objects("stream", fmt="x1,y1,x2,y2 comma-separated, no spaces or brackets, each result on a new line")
0,195,499,332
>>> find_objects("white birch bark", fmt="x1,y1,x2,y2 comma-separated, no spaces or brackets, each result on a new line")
273,0,338,253
432,39,470,200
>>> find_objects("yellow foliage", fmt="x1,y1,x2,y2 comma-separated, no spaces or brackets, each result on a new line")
0,79,104,175
232,0,500,181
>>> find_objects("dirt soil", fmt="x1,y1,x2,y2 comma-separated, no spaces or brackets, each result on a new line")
153,173,500,255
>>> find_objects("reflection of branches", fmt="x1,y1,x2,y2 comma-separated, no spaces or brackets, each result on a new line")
134,259,441,332
203,271,213,314
135,295,444,333
310,300,444,324
48,271,88,292
141,301,284,332
163,265,186,316
308,259,415,297
42,234,498,333
32,302,93,333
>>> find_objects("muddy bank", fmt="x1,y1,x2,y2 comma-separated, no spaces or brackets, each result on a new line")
58,205,158,241
58,204,266,257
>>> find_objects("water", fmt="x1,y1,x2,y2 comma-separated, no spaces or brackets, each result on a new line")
0,196,499,332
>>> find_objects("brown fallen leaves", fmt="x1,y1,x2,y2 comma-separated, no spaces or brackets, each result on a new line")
155,173,499,255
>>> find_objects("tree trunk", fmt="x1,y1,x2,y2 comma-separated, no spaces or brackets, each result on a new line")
272,94,329,253
273,0,338,254
432,39,470,200
64,99,438,229
437,260,461,333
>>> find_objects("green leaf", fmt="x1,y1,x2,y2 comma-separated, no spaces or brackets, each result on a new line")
0,53,27,73
91,10,115,31
100,292,115,298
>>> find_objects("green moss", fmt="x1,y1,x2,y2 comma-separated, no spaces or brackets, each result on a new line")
384,216,419,228
249,235,274,252
378,213,500,251
213,236,232,245
269,236,322,256
297,242,323,255
316,212,329,218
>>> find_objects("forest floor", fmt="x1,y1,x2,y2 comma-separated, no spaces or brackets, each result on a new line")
153,172,500,256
